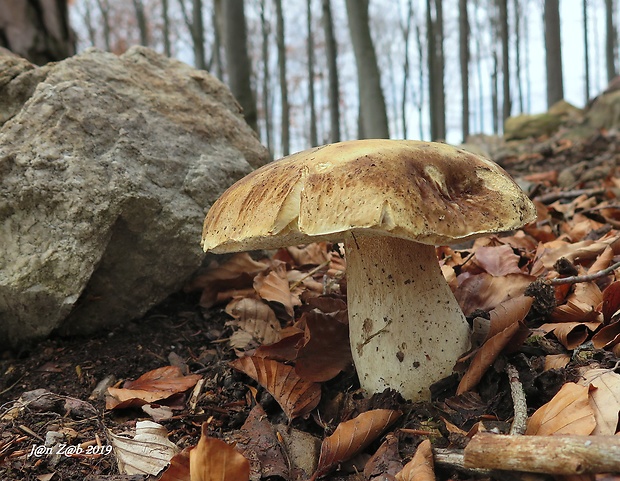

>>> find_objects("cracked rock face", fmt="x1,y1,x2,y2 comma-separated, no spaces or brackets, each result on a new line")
0,46,270,348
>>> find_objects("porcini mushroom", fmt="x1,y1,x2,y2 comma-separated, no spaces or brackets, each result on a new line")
201,139,536,401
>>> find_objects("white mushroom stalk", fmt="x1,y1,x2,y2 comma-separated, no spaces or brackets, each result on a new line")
345,232,470,401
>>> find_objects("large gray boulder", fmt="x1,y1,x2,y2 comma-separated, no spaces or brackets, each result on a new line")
0,46,270,348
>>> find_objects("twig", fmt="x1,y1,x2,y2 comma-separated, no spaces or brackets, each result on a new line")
545,260,620,286
289,260,330,291
505,364,527,435
534,188,606,204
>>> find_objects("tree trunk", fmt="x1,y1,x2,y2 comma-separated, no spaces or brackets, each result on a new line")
307,0,318,147
401,0,413,139
605,0,617,82
345,0,389,139
222,0,258,133
0,0,75,64
427,0,446,141
259,0,273,155
583,0,590,102
274,0,290,155
459,0,469,142
179,0,206,70
212,0,224,79
322,0,340,143
415,21,424,140
544,0,564,107
132,0,149,46
514,0,524,113
162,0,171,56
492,49,499,134
499,0,510,123
95,0,111,52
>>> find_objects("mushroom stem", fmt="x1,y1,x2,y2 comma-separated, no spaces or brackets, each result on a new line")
344,231,470,401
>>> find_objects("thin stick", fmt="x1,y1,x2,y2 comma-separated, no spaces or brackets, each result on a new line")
545,260,620,286
289,260,330,291
505,364,527,435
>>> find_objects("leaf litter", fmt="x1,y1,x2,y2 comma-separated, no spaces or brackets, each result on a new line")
2,133,620,480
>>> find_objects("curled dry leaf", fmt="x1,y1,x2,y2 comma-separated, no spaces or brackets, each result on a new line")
159,447,191,481
474,244,523,276
525,382,596,435
486,295,534,340
395,439,435,481
551,282,603,324
544,354,571,371
538,322,601,350
254,260,301,319
602,280,620,323
295,310,352,382
455,273,535,316
592,321,620,349
285,242,331,266
310,409,401,481
578,368,620,435
225,297,281,346
106,366,202,410
230,356,321,421
190,423,250,481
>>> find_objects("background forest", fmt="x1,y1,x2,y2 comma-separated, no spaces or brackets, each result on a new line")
2,0,620,156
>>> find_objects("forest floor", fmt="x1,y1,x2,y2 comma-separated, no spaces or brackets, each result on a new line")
1,131,620,481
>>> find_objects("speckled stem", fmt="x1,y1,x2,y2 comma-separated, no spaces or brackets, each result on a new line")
344,231,470,401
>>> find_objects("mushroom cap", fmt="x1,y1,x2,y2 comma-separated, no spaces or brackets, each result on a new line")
202,139,536,253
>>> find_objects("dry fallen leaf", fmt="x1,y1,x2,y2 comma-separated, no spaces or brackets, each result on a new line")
309,409,401,481
578,368,620,435
395,439,435,481
190,422,250,481
109,420,179,476
230,356,321,421
225,297,281,347
525,382,596,435
254,260,301,319
159,447,191,481
455,273,535,315
602,280,620,323
474,244,524,276
106,366,202,410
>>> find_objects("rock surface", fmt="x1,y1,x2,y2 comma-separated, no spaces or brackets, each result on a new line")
0,46,270,348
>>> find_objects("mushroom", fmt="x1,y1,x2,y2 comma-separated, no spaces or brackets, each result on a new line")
201,139,536,401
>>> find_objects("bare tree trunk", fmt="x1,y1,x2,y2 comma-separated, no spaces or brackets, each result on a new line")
492,49,499,134
459,0,469,142
583,0,590,102
427,0,445,140
499,0,510,123
212,0,224,79
0,0,75,64
162,0,171,56
415,20,424,140
274,0,290,155
401,0,413,139
223,0,258,132
307,0,318,147
605,0,617,82
259,0,272,155
132,0,149,46
544,0,564,107
80,0,97,47
345,0,389,139
322,0,340,143
95,0,111,51
514,0,524,113
179,0,206,70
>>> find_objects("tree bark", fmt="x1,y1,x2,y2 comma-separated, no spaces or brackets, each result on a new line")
544,0,564,107
322,0,340,143
459,0,469,142
605,0,617,82
401,0,413,139
0,0,75,64
307,0,318,147
427,0,446,140
345,0,389,139
583,0,590,102
95,0,111,52
178,0,206,70
275,0,290,154
132,0,149,46
222,0,258,133
162,0,171,56
499,0,510,123
514,0,524,113
259,0,273,156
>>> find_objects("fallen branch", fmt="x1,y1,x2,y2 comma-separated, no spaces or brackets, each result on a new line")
464,433,620,474
505,364,527,435
545,260,620,286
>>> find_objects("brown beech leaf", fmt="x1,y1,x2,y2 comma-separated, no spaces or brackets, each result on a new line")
395,439,435,481
189,423,250,481
285,242,331,266
474,244,523,276
602,281,620,323
455,273,535,316
525,382,596,435
578,368,620,435
592,321,620,349
544,354,571,371
225,297,281,346
457,321,526,394
310,409,402,481
254,260,301,319
539,236,620,269
538,322,601,350
486,295,534,340
295,311,352,382
159,447,191,481
230,356,320,421
551,282,603,324
254,330,305,362
106,366,202,410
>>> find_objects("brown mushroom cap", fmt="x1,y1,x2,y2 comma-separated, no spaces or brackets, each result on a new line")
202,139,536,253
